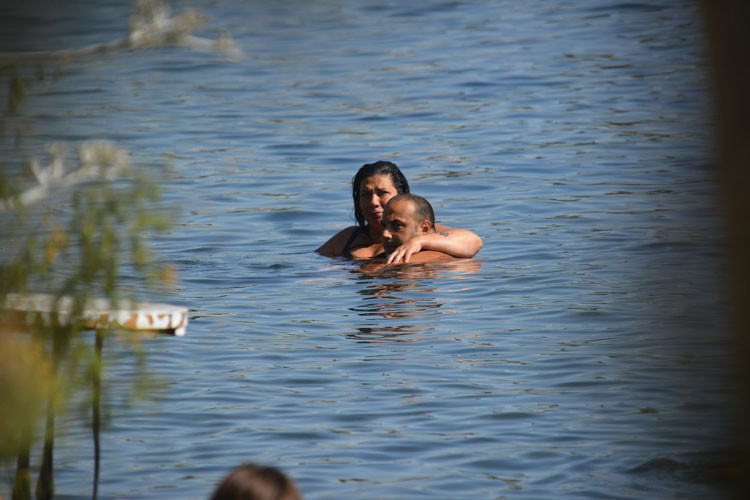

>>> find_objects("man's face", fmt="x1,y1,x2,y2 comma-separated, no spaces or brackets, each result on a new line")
382,199,423,254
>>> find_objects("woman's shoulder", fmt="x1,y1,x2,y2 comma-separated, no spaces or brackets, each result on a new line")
334,226,360,239
316,226,360,257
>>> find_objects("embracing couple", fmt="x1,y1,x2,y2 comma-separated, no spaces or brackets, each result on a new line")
317,161,482,264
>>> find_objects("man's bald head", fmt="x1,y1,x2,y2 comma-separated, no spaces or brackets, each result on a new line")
387,193,436,230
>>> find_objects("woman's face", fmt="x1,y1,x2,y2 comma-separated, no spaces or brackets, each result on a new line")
359,174,399,229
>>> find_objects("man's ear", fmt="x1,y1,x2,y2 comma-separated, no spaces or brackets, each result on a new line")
419,220,432,234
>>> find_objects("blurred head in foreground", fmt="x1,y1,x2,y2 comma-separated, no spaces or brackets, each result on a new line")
210,463,301,500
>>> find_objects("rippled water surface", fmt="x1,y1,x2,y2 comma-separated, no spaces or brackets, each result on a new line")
0,1,737,498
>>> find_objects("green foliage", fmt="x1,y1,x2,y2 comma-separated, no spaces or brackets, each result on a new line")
6,74,26,114
0,150,171,462
0,28,172,488
0,2,241,495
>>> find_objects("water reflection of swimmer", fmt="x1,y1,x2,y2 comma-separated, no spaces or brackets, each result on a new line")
348,324,436,343
356,257,482,279
348,254,482,343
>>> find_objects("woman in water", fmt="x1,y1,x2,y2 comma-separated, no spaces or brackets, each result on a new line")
316,161,482,263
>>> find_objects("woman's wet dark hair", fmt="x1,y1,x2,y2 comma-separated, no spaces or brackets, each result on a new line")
352,161,410,228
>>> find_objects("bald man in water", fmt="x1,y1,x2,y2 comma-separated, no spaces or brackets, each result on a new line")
381,193,455,264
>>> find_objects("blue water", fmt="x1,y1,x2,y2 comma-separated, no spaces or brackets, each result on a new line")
0,1,737,498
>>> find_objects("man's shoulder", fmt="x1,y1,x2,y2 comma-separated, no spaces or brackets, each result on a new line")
408,250,456,263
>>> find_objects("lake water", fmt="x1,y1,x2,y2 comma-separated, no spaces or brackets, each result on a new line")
0,1,739,499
